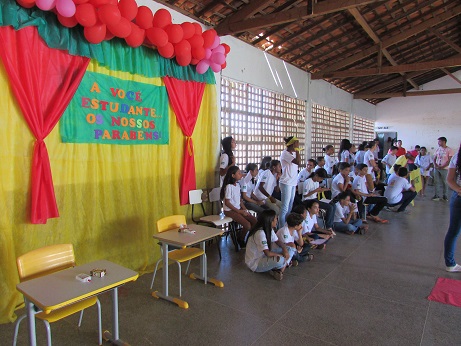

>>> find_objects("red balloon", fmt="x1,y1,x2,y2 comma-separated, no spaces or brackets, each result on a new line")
181,22,195,40
135,6,153,29
84,22,106,44
57,13,78,27
118,0,137,21
202,29,217,48
221,61,227,69
191,46,205,60
174,40,191,57
146,27,168,48
165,24,183,44
125,23,145,48
192,22,202,35
104,29,115,40
176,53,191,67
188,34,204,48
152,8,171,29
90,0,110,7
158,42,174,59
191,58,199,65
222,43,231,55
74,0,89,4
75,3,98,27
97,4,121,25
16,0,35,8
107,17,132,38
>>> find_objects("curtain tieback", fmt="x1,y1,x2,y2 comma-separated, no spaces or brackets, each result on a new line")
185,136,193,156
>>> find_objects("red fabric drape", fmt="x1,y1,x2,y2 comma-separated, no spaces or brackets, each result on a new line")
0,26,90,224
163,76,205,205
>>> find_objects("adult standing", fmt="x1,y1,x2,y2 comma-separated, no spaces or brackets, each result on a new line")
443,143,461,272
395,140,406,158
279,136,301,228
219,136,236,186
433,137,455,201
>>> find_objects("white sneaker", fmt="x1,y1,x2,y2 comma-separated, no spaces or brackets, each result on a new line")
446,264,461,272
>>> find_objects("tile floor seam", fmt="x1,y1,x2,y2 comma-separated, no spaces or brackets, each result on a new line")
419,301,432,346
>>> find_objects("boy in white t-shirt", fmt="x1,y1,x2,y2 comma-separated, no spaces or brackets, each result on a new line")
333,192,367,235
382,146,398,182
297,159,316,196
331,162,351,199
254,160,282,214
276,213,313,265
384,167,417,213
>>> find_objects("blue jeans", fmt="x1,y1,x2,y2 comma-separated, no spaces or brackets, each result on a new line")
279,183,296,228
334,219,363,233
254,246,296,272
444,192,461,267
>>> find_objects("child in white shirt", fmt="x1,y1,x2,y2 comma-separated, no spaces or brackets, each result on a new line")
222,166,257,247
333,192,367,234
415,146,432,197
331,162,351,199
277,213,313,265
241,163,268,214
384,167,417,213
245,210,294,280
382,146,398,182
323,145,337,176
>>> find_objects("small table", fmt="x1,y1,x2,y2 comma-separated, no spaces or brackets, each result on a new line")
16,259,138,346
151,224,224,309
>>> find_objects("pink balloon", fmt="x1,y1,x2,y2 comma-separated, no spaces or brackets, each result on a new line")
210,62,222,73
36,0,56,11
211,52,225,65
205,48,212,60
196,60,210,74
56,0,76,17
211,35,220,49
213,45,225,54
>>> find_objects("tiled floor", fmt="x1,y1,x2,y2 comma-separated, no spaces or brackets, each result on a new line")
3,187,461,345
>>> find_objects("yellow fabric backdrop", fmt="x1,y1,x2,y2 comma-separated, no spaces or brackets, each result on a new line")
0,60,219,323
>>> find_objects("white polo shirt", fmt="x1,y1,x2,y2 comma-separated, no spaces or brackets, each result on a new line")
384,175,412,205
245,229,279,272
302,178,319,201
280,150,298,186
223,184,241,211
254,170,276,200
364,150,375,175
301,213,317,235
324,154,336,176
352,175,368,194
276,225,299,244
331,174,345,199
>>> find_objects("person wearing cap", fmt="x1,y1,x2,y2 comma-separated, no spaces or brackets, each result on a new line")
433,136,455,201
278,136,301,228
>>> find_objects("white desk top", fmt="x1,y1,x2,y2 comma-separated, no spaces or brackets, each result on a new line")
152,224,223,247
17,260,138,314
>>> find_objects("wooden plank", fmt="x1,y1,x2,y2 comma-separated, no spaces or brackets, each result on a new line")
312,56,461,79
440,68,461,85
215,0,386,35
354,88,461,99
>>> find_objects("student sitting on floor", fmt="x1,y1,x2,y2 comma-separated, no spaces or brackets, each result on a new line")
304,199,335,242
221,166,257,247
333,192,368,235
292,204,329,250
276,213,313,265
352,163,389,224
245,210,295,281
384,167,418,214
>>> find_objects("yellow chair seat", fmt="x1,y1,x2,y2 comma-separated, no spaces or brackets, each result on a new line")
36,296,98,323
168,248,205,263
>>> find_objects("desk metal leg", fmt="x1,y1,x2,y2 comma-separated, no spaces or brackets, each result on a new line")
103,287,130,345
151,242,189,309
25,298,37,346
190,241,224,288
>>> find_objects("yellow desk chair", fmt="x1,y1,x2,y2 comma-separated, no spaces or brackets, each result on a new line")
13,244,102,346
150,215,205,296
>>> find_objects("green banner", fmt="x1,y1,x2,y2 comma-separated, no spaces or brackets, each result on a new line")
60,71,169,145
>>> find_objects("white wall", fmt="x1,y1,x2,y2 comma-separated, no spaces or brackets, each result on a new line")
376,71,461,152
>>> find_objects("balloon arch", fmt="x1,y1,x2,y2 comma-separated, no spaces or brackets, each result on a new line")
16,0,230,74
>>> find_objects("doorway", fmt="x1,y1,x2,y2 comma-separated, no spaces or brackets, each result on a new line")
376,132,397,159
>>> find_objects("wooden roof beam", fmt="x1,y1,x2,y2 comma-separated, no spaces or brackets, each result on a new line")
428,28,461,55
440,68,461,85
215,0,386,36
319,4,461,73
348,7,419,90
312,56,461,79
354,88,461,99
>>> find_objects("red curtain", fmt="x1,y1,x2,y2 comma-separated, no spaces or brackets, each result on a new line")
163,76,205,205
0,26,90,224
